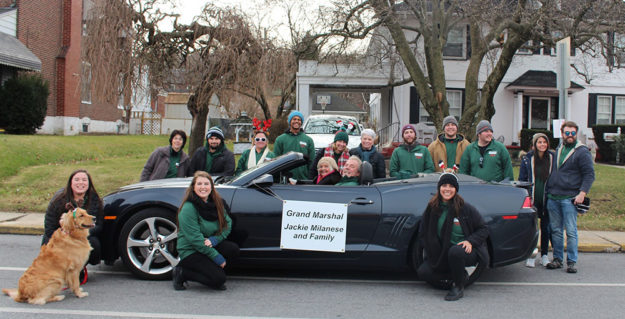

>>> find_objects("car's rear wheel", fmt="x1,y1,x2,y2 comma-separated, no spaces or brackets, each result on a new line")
118,208,178,280
411,236,485,290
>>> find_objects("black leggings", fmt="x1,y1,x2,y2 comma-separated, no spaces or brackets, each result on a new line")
418,245,478,288
538,208,551,256
178,240,239,288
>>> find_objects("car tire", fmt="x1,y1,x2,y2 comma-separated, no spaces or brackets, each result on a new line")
411,236,485,290
118,208,179,280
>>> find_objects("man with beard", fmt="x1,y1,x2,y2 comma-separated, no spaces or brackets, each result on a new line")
389,124,434,179
187,127,235,177
429,116,470,172
545,121,594,274
273,111,315,181
309,130,350,180
459,120,513,182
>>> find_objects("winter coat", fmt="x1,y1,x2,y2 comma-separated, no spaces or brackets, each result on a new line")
42,188,103,245
546,140,595,197
428,134,470,172
389,143,434,178
140,146,190,181
336,176,359,186
419,201,489,271
315,170,342,185
273,129,315,180
459,140,514,182
176,200,232,263
235,146,275,176
309,145,350,180
519,149,555,208
349,145,386,178
187,145,235,177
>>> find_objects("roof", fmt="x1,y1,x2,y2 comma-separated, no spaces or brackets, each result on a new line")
0,32,41,71
506,70,584,90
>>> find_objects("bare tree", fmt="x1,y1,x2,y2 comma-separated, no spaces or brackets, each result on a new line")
304,0,625,136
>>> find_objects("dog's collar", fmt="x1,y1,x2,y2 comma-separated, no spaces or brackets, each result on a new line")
73,208,77,219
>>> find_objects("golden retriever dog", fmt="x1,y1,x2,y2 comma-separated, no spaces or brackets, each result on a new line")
2,206,94,305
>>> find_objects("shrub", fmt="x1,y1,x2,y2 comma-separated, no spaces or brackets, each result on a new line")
611,134,625,164
591,125,625,163
0,74,49,134
519,129,559,151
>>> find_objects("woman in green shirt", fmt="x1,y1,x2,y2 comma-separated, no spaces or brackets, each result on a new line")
417,173,489,301
172,171,239,291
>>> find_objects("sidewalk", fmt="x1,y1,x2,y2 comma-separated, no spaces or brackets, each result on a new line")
1,212,624,253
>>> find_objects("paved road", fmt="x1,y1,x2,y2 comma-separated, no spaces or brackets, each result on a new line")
1,234,624,319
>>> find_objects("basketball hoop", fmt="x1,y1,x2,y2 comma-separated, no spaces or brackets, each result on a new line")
317,95,331,114
321,102,327,114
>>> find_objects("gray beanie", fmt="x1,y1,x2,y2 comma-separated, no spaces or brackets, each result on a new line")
443,115,458,128
206,126,224,140
476,120,493,135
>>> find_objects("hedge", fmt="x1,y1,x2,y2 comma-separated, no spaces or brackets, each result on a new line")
0,74,49,134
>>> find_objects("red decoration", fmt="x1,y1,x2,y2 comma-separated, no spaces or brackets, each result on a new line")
253,118,271,132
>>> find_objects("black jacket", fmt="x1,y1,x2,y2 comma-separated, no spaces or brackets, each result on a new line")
42,188,103,245
187,146,235,177
315,170,342,185
419,201,489,271
349,145,386,179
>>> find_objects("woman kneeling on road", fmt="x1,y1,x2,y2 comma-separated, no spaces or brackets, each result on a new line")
417,172,489,301
173,171,239,291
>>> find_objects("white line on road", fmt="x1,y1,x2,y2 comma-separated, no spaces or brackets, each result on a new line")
0,307,314,319
2,267,625,287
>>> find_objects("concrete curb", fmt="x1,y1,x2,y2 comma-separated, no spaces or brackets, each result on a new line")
0,212,623,253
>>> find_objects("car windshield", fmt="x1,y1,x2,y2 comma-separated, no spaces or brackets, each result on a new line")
226,157,277,184
304,117,361,136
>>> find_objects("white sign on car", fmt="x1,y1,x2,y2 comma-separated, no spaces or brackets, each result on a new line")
280,200,348,253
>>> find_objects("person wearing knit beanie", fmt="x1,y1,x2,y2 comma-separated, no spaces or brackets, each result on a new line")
429,115,469,173
389,123,435,178
458,119,513,182
273,110,315,180
334,130,349,144
187,126,235,177
475,120,493,136
206,126,224,141
288,111,304,126
437,172,459,192
309,129,351,180
443,116,458,128
402,124,417,136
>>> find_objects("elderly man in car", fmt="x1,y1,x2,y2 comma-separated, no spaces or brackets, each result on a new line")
336,156,362,186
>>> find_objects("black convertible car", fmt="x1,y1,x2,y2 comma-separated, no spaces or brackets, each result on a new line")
99,152,537,285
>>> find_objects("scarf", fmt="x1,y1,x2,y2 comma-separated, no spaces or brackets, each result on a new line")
316,169,337,184
247,146,269,170
359,144,376,163
324,145,350,174
423,202,455,271
189,196,219,222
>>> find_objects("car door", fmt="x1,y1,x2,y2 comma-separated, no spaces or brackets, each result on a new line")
229,183,382,261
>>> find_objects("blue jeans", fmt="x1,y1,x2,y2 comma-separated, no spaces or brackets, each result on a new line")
547,198,578,263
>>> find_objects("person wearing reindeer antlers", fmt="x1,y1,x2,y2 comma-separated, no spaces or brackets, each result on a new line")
235,119,275,176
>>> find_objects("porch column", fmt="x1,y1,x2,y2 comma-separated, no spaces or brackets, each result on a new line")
297,82,311,117
513,91,523,144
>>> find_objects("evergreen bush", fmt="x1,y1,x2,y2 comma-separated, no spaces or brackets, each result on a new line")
0,74,49,134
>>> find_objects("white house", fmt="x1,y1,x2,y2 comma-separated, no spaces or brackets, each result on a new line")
296,17,625,146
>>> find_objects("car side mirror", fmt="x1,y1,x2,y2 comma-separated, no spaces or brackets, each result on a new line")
250,174,274,188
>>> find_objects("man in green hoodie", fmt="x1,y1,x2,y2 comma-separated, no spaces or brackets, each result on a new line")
273,110,315,181
459,120,513,182
187,127,235,177
389,124,434,178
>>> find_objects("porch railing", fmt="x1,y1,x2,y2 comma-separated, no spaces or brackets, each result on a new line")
376,121,400,148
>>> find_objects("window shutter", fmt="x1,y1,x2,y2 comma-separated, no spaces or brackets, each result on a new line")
588,94,597,126
410,87,420,123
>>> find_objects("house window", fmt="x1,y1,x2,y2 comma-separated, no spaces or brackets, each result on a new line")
597,96,612,124
616,96,625,124
418,89,463,123
443,26,467,59
80,62,92,104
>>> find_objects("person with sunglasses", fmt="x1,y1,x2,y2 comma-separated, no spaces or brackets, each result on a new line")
459,120,513,182
544,121,595,273
235,130,275,176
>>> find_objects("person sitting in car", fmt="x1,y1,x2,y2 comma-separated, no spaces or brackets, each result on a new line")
314,157,342,185
417,173,489,301
309,130,351,180
235,129,274,176
336,156,361,186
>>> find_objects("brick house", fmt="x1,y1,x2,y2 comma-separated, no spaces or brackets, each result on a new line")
4,0,150,135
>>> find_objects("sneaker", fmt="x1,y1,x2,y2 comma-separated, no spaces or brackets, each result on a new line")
541,255,550,267
567,263,578,273
546,259,563,269
525,258,535,268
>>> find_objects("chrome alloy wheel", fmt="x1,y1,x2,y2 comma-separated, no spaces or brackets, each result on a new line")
125,216,179,276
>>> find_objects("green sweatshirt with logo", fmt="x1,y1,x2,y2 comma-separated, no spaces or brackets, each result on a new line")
459,140,514,182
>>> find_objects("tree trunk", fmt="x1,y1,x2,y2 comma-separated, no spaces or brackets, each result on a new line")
187,94,209,157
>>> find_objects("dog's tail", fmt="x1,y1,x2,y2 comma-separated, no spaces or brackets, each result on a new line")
2,288,25,302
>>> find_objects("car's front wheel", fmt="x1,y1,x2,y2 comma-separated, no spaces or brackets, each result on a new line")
411,236,485,290
118,208,178,280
